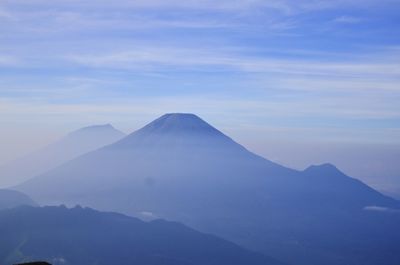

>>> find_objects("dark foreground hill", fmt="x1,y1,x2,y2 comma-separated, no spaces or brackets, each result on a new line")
0,205,283,265
16,113,400,265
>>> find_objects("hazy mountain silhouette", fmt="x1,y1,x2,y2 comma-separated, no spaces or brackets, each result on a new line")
0,205,283,265
0,189,37,210
16,113,400,265
0,124,125,188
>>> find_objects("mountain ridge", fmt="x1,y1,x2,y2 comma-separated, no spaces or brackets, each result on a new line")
0,205,284,265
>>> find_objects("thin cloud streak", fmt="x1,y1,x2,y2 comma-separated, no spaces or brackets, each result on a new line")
1,93,399,122
65,46,400,79
4,0,398,12
0,55,20,66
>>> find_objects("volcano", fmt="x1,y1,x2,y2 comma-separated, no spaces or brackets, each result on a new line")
16,113,400,265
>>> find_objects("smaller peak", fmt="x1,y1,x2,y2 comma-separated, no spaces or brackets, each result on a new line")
69,124,118,135
303,163,347,177
306,163,338,171
78,124,115,131
66,124,125,139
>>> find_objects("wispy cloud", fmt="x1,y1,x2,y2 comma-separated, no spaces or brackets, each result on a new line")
333,16,363,24
3,0,292,13
364,206,400,213
5,0,397,12
2,0,396,36
0,55,20,66
65,45,400,80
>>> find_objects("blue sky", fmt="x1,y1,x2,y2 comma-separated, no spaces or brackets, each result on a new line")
0,0,400,192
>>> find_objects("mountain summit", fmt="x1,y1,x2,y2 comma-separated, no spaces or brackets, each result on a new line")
136,113,219,134
110,113,244,153
16,113,400,265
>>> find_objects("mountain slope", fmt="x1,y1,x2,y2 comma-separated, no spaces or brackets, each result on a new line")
0,205,283,265
0,124,125,188
0,189,37,210
16,113,400,265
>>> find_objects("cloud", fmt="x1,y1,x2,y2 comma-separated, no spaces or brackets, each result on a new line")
333,16,363,24
1,88,399,124
3,0,291,13
65,45,400,79
1,0,397,43
0,55,20,66
41,11,236,31
140,211,158,218
4,0,397,12
364,206,400,213
52,257,67,264
0,9,13,20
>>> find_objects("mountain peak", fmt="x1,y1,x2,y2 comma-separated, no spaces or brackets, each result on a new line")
108,113,247,152
135,113,222,136
163,113,199,118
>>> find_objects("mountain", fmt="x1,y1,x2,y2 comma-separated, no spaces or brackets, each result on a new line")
15,113,400,265
0,189,37,210
0,124,125,188
0,205,283,265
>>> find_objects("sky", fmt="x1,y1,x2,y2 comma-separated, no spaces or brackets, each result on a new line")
0,0,400,195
